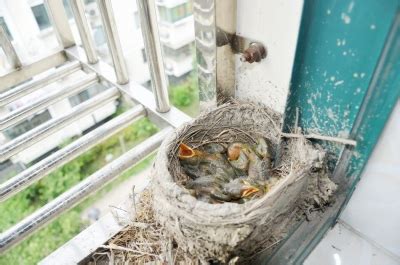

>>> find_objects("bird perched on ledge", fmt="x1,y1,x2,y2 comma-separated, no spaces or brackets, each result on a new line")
178,138,274,203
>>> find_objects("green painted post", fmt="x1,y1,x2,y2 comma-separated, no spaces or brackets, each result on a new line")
264,1,400,264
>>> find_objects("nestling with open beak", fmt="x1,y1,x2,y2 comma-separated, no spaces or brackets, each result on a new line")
177,138,274,203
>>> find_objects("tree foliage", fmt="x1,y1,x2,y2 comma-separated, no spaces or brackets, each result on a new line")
169,73,199,117
0,116,158,264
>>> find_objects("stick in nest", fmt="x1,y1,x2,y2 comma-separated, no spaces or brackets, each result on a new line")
280,132,357,146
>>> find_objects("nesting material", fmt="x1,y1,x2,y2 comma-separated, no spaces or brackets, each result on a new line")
89,189,200,264
151,101,337,263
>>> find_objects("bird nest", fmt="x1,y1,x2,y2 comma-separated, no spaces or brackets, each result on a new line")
151,101,337,263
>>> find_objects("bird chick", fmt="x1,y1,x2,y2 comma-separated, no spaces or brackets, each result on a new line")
186,175,218,189
178,143,237,180
222,177,246,200
222,177,268,200
243,147,268,181
190,185,232,203
227,142,250,175
201,143,226,154
255,137,273,161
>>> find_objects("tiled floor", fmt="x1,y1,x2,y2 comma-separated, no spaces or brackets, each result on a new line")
305,101,400,265
304,222,400,265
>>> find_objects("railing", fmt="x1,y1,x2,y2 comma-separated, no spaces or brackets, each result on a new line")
0,0,190,254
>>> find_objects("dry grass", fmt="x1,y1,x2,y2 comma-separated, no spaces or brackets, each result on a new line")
88,190,200,265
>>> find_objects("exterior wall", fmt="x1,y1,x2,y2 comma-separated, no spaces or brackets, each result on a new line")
106,0,151,84
159,16,194,49
13,101,116,165
156,0,195,79
0,0,195,166
1,69,117,165
164,52,193,77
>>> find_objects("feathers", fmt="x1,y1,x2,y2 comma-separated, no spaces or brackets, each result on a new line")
178,137,274,203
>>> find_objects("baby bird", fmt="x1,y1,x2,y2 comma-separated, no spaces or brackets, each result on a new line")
186,175,231,202
178,139,273,203
222,177,258,200
178,143,236,179
227,142,250,175
245,138,274,181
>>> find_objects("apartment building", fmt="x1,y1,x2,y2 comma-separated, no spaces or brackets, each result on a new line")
0,0,194,180
156,0,195,82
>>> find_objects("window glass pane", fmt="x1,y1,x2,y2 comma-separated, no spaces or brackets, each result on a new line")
163,43,192,59
141,48,147,63
68,83,108,107
93,25,106,46
158,3,191,23
133,11,140,29
158,6,168,22
4,110,52,139
0,17,12,40
32,4,51,30
62,0,74,19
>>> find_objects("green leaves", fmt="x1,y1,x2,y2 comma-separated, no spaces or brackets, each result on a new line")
0,115,158,264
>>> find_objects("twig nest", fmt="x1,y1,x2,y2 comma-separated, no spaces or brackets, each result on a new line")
151,101,336,263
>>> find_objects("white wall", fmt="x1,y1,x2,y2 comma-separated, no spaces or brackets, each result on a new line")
235,0,304,114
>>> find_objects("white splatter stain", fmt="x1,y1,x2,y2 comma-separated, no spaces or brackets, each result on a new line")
343,51,347,56
347,1,355,13
330,76,336,81
323,71,327,77
341,13,351,24
353,72,359,78
360,72,366,78
334,80,344,86
327,92,333,102
370,24,376,30
327,9,331,15
326,108,338,122
336,39,346,46
338,130,350,138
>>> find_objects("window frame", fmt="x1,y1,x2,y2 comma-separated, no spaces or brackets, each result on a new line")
0,16,13,40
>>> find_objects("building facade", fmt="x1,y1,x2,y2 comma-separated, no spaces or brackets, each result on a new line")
0,0,194,180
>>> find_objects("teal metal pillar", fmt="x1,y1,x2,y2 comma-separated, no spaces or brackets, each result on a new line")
263,1,400,264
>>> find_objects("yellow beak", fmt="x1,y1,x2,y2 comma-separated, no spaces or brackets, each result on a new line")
178,143,203,159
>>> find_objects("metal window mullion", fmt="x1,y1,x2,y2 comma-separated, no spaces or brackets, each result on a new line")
44,0,75,48
0,26,22,69
96,0,129,84
70,0,99,64
0,126,171,253
0,51,68,92
0,73,98,131
65,46,192,128
0,61,81,107
0,105,146,203
0,87,119,163
137,0,171,113
193,0,237,110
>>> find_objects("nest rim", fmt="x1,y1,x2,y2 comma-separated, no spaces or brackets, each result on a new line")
153,101,314,219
